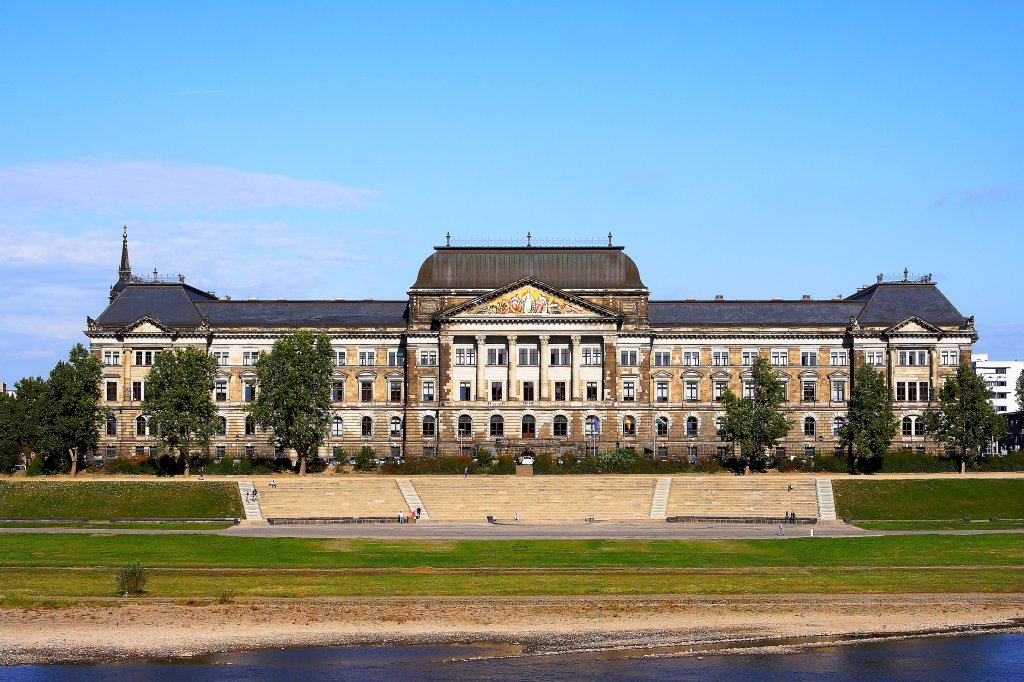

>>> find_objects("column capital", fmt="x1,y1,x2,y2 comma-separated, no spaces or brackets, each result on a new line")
538,335,550,344
475,334,487,343
570,335,582,344
506,334,518,344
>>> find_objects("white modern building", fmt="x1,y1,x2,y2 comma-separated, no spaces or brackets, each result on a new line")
972,354,1024,413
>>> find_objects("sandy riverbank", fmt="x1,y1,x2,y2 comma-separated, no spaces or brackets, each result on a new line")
2,593,1023,665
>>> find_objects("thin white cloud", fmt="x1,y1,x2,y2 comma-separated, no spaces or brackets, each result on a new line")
0,159,378,215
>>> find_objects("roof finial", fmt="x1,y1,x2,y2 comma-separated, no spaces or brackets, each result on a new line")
445,231,451,247
608,231,613,247
118,224,131,282
526,231,532,247
903,267,909,281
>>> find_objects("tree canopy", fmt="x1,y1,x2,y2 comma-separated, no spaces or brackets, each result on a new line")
925,362,1006,468
719,355,790,472
141,346,220,477
1016,370,1024,414
46,344,106,476
247,331,334,475
837,364,898,471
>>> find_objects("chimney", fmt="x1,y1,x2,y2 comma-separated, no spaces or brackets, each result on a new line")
714,294,724,301
801,294,811,300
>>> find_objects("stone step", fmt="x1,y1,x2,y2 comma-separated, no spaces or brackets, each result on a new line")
815,478,837,521
237,480,262,521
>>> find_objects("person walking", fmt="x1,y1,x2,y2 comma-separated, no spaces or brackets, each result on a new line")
777,523,784,536
514,511,519,523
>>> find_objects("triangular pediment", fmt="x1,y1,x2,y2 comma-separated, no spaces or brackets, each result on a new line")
118,316,174,335
437,278,620,320
885,315,943,335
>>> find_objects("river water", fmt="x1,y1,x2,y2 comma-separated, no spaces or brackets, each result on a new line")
3,633,1022,681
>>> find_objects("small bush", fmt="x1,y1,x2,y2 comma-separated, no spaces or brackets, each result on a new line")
881,449,958,473
217,589,235,604
489,456,516,475
977,452,1024,472
116,562,148,595
354,447,377,471
806,454,848,473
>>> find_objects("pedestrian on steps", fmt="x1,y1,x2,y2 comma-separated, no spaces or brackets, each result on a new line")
514,511,519,523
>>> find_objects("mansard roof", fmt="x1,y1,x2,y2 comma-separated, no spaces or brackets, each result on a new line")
411,246,646,291
94,284,214,329
847,283,966,327
194,300,408,327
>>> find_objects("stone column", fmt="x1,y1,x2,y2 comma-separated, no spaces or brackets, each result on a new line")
539,335,550,401
570,335,581,400
475,335,487,400
507,335,518,400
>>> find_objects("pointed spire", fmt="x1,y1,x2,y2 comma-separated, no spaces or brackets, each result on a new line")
119,225,131,282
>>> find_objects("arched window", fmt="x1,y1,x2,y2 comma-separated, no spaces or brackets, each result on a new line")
489,415,504,437
656,416,669,438
105,416,118,437
803,416,816,437
553,415,568,438
584,415,600,436
914,418,925,437
216,416,227,436
361,416,373,437
458,415,473,437
622,415,636,437
244,415,256,436
686,416,698,438
522,415,536,438
135,415,149,437
832,417,842,436
715,415,724,434
390,416,402,437
422,415,435,437
332,416,344,437
901,416,913,437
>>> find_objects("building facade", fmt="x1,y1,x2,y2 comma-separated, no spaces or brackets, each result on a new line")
87,230,977,462
971,354,1024,414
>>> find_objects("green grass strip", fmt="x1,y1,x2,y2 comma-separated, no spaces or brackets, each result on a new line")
0,481,242,519
833,479,1024,520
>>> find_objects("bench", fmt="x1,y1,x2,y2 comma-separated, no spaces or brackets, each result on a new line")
486,515,497,524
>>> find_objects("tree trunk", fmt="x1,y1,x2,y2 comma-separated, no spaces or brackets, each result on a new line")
68,449,77,477
960,459,966,474
299,455,307,476
183,450,190,478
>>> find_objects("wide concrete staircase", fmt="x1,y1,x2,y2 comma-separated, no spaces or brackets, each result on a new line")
255,478,408,520
412,475,659,523
664,477,819,520
237,481,262,521
815,478,837,521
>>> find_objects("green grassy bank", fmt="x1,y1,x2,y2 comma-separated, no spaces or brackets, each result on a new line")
832,479,1024,520
0,481,242,519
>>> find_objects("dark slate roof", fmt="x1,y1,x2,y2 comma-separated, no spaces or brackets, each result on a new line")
194,300,409,327
851,284,966,327
95,285,212,329
649,301,865,326
412,247,646,290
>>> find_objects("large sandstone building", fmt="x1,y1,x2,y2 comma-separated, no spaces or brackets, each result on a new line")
87,229,976,462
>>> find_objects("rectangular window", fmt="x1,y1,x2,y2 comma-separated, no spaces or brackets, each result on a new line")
830,351,847,366
244,381,256,402
388,351,405,366
898,350,928,366
214,380,227,402
418,351,437,366
686,380,698,401
522,381,535,401
743,381,755,399
242,351,260,366
132,381,144,401
712,350,729,366
553,418,568,437
619,350,638,366
211,351,229,366
586,382,598,401
554,381,566,401
459,382,471,401
831,381,846,402
622,381,635,401
714,381,727,401
800,351,817,367
106,381,118,402
802,380,816,402
422,381,435,402
360,351,376,366
390,380,402,402
940,350,959,366
518,348,539,366
244,446,255,458
455,348,465,366
656,381,668,402
134,350,154,366
896,382,906,401
491,382,503,401
654,351,671,367
360,380,373,402
333,382,345,402
550,348,571,366
741,350,758,366
771,350,788,366
682,350,700,366
334,351,347,367
582,347,603,366
866,351,884,366
486,348,507,366
103,350,121,366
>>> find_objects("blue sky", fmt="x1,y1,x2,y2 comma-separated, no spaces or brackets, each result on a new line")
1,1,1021,382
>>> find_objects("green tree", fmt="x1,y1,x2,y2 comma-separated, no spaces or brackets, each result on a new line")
46,344,106,476
10,377,50,458
719,355,790,473
1016,370,1024,415
837,364,898,472
141,346,220,477
925,362,1007,471
0,392,22,473
247,331,333,475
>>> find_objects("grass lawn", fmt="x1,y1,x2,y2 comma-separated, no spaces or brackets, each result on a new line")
0,522,236,530
0,481,242,519
832,479,1024,520
855,520,1024,531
